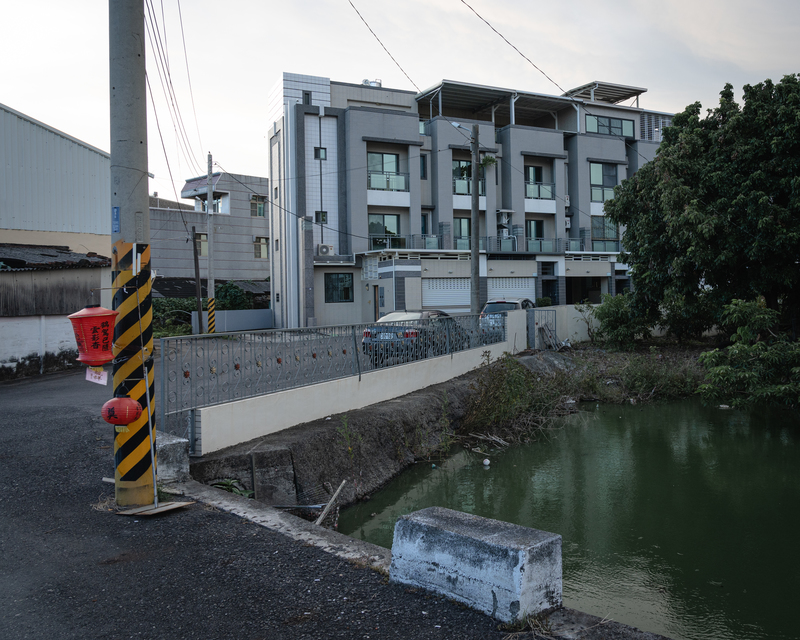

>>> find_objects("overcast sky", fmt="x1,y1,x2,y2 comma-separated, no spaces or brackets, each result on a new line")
2,0,798,201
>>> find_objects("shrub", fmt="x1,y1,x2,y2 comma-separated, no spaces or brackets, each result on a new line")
535,297,552,308
593,292,651,349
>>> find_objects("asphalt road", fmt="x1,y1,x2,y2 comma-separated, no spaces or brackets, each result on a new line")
0,369,669,640
0,369,512,640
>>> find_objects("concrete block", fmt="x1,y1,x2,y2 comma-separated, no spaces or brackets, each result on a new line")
156,431,190,484
389,506,561,623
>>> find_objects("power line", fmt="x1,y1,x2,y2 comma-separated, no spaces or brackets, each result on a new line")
346,0,420,92
176,0,203,153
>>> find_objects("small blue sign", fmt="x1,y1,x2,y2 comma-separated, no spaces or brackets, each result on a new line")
112,206,120,233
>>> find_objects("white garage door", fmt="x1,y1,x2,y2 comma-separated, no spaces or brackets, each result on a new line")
487,277,536,300
422,278,471,312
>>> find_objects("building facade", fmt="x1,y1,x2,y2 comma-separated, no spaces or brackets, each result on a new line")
267,73,672,328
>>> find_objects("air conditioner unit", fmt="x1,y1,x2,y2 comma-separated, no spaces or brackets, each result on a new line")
497,211,511,225
564,194,570,206
317,244,334,256
565,218,571,229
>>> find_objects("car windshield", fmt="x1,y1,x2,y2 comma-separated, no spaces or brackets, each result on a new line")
483,302,517,313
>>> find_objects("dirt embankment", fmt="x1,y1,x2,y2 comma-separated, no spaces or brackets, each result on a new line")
191,345,706,510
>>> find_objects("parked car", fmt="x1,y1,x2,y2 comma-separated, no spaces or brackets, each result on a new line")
362,310,472,367
479,298,535,337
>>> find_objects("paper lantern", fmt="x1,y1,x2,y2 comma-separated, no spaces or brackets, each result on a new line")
67,305,118,366
101,395,143,425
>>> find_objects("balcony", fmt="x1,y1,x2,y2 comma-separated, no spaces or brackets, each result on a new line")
452,177,486,196
524,182,555,200
590,240,620,252
369,234,443,251
524,238,561,254
563,238,620,252
454,236,517,252
564,238,584,251
368,171,409,192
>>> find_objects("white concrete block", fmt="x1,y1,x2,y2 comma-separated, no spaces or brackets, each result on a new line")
390,506,562,623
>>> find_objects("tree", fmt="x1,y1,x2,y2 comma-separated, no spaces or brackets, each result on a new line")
605,75,800,334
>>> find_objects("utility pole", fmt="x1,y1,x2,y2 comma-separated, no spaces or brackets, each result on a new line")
109,0,156,507
470,124,480,315
206,153,216,333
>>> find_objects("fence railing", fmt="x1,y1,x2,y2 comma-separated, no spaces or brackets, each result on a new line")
160,314,505,453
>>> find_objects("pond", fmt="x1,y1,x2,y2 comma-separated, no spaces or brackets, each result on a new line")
338,398,800,640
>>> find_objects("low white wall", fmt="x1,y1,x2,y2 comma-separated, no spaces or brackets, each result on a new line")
196,310,528,455
0,315,77,366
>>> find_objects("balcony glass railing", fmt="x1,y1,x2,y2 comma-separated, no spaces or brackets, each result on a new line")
452,178,486,196
368,171,409,192
591,240,620,252
565,238,584,251
525,238,560,253
413,234,441,250
369,234,408,250
524,182,555,199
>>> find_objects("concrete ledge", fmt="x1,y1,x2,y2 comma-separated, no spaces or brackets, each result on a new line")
389,506,562,623
156,431,190,484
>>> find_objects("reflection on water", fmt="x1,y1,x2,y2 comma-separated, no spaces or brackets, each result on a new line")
338,398,800,640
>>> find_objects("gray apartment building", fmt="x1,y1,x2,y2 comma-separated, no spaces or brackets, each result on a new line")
266,73,673,329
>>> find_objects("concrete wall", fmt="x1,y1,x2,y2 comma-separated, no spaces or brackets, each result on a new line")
191,309,274,334
196,310,527,455
0,315,79,378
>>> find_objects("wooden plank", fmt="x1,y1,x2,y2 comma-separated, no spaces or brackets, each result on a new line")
117,501,195,516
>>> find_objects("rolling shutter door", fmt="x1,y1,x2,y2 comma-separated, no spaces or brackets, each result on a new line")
487,277,536,300
422,278,471,312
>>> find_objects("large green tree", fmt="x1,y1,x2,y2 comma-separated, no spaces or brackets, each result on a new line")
605,75,800,335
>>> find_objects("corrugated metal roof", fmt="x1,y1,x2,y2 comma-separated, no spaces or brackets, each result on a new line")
181,173,223,199
0,243,111,271
230,280,270,295
150,278,270,298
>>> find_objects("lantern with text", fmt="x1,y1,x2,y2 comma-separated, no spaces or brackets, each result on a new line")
67,305,118,366
101,395,143,426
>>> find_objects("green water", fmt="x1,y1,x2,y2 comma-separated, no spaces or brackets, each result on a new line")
338,399,800,640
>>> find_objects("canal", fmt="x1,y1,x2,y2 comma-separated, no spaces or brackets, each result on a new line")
338,398,800,640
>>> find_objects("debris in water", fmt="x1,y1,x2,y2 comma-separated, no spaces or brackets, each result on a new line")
483,459,490,466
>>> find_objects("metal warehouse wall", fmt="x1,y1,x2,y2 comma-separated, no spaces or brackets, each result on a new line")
0,103,110,236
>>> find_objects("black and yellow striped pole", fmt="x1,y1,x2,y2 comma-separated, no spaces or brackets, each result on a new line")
112,241,156,506
110,0,155,506
207,296,216,333
206,152,216,333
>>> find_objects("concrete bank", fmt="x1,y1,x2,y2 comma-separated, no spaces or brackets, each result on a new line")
190,350,575,510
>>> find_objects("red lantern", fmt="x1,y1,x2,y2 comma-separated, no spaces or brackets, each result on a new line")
101,395,143,425
67,305,119,366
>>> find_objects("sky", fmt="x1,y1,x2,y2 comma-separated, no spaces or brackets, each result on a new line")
2,0,799,201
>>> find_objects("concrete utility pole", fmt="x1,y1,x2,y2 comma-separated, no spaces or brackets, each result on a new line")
206,153,216,333
109,0,156,507
470,124,480,315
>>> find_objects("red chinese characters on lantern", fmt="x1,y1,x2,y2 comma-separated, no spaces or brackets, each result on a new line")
67,305,119,366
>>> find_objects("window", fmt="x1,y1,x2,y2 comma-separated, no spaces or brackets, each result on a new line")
315,211,328,224
314,147,327,160
591,216,619,251
421,214,428,236
194,232,207,257
274,187,278,199
586,115,634,138
324,273,354,303
452,160,485,195
420,154,427,180
250,195,266,217
419,120,427,135
525,166,543,183
453,217,470,238
368,214,399,237
254,236,269,259
368,152,399,173
303,91,312,105
199,197,222,213
526,219,544,238
590,162,617,202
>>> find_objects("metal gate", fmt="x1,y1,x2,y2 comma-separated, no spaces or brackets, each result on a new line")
527,309,558,350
